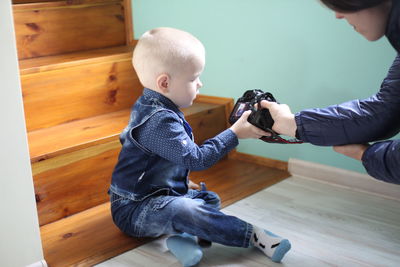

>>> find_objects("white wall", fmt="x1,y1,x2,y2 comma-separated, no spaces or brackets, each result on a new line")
0,1,44,266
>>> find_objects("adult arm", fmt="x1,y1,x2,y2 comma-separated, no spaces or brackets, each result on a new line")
333,142,400,184
361,140,400,184
295,54,400,146
262,54,400,184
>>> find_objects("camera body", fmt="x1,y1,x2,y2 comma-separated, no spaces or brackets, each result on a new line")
229,89,277,132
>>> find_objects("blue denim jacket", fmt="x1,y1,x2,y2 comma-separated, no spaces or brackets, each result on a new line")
109,88,239,200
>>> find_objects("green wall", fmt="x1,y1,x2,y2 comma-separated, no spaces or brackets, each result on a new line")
132,0,396,173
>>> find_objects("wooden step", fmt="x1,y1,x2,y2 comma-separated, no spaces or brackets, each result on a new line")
19,45,135,75
20,46,141,132
31,98,230,226
29,99,228,163
40,156,290,267
13,0,130,59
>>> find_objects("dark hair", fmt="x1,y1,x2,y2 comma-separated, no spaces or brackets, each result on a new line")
320,0,390,12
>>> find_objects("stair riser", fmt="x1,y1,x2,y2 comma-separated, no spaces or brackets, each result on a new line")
13,1,126,59
22,59,141,132
14,0,118,4
187,105,227,144
33,141,120,226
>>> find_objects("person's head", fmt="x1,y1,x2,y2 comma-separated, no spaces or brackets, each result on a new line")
320,0,392,41
133,27,205,108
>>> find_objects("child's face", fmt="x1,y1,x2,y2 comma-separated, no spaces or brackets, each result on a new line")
168,54,205,108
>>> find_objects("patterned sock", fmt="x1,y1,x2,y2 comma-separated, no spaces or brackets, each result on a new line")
250,226,291,263
166,233,203,267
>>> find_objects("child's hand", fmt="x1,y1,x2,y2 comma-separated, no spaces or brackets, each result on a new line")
188,180,200,190
230,110,270,139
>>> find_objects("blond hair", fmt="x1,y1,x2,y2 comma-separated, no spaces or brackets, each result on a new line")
132,27,205,89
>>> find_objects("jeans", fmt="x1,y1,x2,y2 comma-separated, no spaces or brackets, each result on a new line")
110,188,253,248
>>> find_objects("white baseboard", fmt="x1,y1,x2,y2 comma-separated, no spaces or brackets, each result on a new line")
26,260,47,267
288,158,400,201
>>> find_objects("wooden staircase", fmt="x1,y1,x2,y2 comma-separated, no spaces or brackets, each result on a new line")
12,1,290,266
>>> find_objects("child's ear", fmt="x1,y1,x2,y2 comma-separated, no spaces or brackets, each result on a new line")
156,74,170,93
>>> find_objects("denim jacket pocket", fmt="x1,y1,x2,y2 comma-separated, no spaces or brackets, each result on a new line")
110,192,132,207
150,195,177,211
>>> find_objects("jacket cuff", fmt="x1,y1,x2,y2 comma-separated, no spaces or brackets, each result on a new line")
361,143,384,181
294,112,308,142
361,140,400,184
220,129,239,150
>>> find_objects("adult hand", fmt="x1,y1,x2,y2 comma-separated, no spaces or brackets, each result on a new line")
230,110,270,139
260,100,297,137
333,144,370,161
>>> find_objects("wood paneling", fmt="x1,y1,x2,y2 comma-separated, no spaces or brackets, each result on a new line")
19,45,134,75
28,109,131,163
34,142,120,225
13,0,58,3
13,0,116,5
195,94,234,129
40,157,290,267
123,0,134,45
22,58,141,131
190,158,290,208
13,0,126,59
185,104,227,144
40,202,151,267
28,101,224,163
229,150,288,171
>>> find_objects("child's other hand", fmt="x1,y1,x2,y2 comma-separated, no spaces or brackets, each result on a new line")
188,180,200,190
230,110,270,139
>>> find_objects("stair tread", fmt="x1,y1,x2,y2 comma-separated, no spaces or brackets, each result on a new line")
13,0,119,8
19,45,135,75
28,100,222,163
40,157,290,267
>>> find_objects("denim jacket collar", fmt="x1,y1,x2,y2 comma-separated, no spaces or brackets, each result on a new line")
143,88,185,120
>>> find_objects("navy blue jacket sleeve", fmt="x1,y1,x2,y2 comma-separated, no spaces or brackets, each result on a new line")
294,54,400,184
362,140,400,184
295,54,400,146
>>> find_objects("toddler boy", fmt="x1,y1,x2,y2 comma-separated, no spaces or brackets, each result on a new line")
109,27,291,265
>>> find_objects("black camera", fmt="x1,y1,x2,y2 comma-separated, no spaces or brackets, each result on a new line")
229,89,277,132
229,89,303,144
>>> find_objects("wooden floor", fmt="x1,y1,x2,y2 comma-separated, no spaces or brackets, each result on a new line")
95,176,400,267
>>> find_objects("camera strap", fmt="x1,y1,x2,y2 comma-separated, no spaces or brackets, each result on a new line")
260,130,304,144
